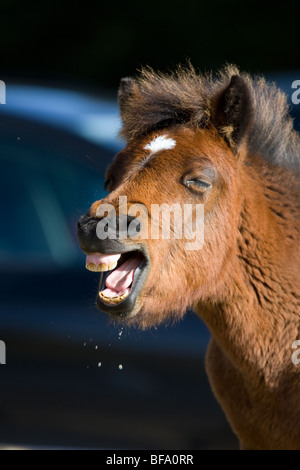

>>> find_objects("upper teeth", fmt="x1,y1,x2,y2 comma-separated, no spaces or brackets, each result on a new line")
86,261,118,272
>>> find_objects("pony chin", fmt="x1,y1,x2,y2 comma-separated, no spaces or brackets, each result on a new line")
116,299,188,330
108,282,192,330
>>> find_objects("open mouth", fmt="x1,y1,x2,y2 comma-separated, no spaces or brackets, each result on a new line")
85,248,149,316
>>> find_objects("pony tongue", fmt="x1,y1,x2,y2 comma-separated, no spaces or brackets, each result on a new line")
86,252,144,300
104,254,143,294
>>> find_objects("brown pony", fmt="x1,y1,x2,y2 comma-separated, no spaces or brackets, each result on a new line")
78,65,300,450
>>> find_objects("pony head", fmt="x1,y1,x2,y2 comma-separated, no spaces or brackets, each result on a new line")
78,65,295,328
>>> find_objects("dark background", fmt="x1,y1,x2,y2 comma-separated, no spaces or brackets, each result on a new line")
0,0,298,89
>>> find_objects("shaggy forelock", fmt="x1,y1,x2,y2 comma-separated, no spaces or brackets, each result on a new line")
119,64,300,170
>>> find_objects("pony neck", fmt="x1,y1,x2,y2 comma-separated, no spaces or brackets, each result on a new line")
195,155,300,384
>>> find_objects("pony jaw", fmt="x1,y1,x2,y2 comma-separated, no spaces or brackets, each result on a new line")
94,251,144,305
85,241,191,326
86,245,150,318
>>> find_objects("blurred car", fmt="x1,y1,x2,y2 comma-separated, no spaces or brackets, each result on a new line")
0,74,298,450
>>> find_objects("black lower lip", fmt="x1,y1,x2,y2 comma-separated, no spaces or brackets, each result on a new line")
96,246,150,317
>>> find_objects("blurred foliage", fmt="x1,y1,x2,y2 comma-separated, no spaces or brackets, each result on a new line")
0,0,298,89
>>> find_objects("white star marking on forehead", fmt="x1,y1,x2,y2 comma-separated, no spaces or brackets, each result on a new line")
144,135,176,155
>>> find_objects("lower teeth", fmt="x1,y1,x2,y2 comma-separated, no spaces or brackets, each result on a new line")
99,291,129,304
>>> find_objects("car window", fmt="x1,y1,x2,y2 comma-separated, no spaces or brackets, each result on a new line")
0,138,109,268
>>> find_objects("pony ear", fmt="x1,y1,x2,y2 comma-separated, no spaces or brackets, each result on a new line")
118,77,140,118
212,75,253,152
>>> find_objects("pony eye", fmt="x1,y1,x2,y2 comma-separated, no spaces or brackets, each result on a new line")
185,179,212,193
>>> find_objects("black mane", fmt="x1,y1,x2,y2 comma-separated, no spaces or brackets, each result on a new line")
119,64,300,171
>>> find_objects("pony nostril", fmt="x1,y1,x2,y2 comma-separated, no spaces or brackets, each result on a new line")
102,215,142,238
127,215,138,228
78,213,142,240
127,216,141,235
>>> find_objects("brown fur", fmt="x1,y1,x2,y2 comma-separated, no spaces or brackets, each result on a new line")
83,65,300,449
